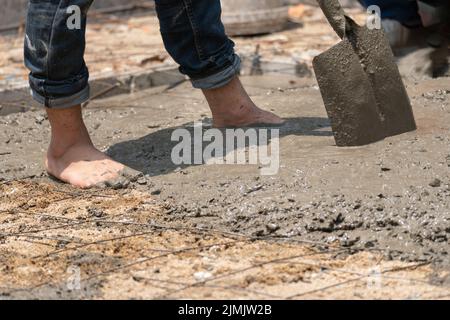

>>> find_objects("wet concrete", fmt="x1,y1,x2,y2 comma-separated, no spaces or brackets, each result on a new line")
3,179,446,299
0,74,449,268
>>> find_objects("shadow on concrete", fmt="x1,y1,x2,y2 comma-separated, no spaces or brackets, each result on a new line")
107,116,332,176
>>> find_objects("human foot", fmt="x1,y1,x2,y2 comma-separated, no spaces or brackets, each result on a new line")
202,76,284,128
45,105,136,189
45,143,130,189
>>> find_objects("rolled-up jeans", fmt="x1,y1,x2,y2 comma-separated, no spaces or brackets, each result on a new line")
24,0,241,109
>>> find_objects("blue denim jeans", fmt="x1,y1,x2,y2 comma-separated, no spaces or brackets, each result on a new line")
24,0,241,108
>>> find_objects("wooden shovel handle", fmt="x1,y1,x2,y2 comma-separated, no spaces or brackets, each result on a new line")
316,0,348,39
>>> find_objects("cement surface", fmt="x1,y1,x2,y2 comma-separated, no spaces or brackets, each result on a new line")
1,74,449,269
2,180,446,299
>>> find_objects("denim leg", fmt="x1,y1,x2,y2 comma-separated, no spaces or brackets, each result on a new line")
24,0,93,108
155,0,241,89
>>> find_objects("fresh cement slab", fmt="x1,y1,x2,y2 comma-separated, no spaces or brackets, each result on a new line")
1,75,449,270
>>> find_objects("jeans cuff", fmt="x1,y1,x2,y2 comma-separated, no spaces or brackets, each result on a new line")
191,55,241,90
31,85,90,109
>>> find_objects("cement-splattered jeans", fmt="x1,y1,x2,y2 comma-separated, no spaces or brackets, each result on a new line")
24,0,240,108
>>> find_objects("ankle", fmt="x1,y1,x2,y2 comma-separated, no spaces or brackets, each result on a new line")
45,105,94,159
47,137,93,159
212,99,255,118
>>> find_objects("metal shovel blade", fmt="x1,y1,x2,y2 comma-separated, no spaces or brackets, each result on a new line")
313,1,417,147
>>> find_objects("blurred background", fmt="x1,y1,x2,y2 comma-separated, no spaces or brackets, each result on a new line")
0,0,360,30
0,0,447,114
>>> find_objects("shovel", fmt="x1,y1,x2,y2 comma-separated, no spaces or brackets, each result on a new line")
313,0,417,146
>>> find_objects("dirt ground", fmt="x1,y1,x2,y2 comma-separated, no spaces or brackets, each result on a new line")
1,4,450,300
1,180,449,299
1,73,449,299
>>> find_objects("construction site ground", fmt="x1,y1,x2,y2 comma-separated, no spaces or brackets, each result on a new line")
0,4,449,299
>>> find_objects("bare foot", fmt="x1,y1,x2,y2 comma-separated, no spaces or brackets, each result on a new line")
44,105,134,189
46,143,125,189
202,76,284,128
